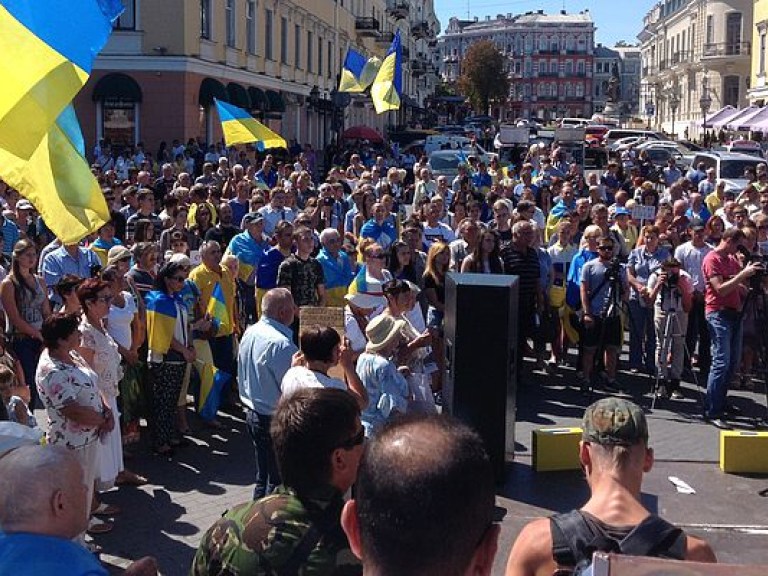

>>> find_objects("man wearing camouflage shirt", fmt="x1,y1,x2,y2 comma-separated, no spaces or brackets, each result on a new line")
191,387,364,575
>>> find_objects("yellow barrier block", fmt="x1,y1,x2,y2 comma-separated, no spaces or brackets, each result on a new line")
720,430,768,474
532,427,583,472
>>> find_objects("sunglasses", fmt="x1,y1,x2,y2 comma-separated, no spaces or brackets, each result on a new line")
367,253,386,259
598,246,613,251
338,427,366,449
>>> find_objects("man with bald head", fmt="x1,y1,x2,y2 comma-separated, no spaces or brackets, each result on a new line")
0,445,156,574
342,414,499,576
238,288,299,498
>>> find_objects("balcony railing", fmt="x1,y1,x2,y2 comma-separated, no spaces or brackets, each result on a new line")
670,51,690,65
355,17,380,37
411,21,429,40
702,41,751,58
386,0,409,20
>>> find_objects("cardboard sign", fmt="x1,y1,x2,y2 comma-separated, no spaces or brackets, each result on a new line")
299,306,346,335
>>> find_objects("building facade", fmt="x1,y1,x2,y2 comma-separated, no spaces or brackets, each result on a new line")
593,45,642,119
74,0,439,156
438,10,596,121
639,0,753,138
748,0,768,104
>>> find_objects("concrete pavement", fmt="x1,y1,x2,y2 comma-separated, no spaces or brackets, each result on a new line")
72,361,768,574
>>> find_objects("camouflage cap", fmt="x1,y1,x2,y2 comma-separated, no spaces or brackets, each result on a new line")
582,397,648,446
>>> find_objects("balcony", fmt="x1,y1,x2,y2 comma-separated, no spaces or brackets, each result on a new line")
355,17,381,38
670,50,691,66
386,0,409,20
702,41,751,59
411,61,427,77
376,31,394,45
411,21,429,40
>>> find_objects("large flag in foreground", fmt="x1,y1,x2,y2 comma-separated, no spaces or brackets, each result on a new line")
0,0,121,243
370,30,402,114
206,281,232,336
196,360,231,422
338,48,381,93
215,99,287,150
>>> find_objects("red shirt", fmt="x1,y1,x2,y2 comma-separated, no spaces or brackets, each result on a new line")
702,249,743,314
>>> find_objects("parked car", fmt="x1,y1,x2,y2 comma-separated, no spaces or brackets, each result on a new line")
690,151,768,193
427,148,497,180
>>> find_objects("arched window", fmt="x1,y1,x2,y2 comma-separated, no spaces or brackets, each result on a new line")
91,73,143,148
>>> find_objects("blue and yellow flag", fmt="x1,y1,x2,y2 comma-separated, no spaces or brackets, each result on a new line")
338,48,381,93
370,30,402,114
214,99,287,150
207,282,232,336
196,360,231,422
0,0,121,244
145,291,178,356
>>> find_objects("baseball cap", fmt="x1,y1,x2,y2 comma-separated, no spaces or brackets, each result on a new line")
107,245,132,266
169,253,191,267
16,199,34,211
689,218,706,230
241,212,264,229
582,397,648,446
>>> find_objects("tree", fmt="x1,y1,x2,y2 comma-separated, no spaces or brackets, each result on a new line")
457,40,509,114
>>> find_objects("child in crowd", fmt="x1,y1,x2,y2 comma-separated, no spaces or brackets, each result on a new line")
0,364,37,428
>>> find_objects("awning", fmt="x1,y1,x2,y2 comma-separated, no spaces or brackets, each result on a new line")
198,78,227,106
712,106,758,129
248,86,268,112
698,104,735,126
728,106,768,130
226,82,250,109
265,90,285,113
91,73,143,102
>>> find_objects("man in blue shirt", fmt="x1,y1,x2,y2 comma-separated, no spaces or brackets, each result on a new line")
0,444,157,575
0,211,20,258
238,287,299,499
41,242,102,304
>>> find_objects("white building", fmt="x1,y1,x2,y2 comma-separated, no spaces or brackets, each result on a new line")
638,0,753,138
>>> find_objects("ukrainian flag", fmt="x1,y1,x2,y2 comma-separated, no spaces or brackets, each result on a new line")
338,48,381,93
196,360,230,422
145,291,178,355
370,30,402,114
0,0,122,243
214,99,287,150
207,282,232,336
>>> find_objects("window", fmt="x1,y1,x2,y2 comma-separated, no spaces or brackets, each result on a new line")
280,17,288,64
226,0,235,48
565,60,573,75
725,13,742,54
760,31,767,76
550,60,557,74
200,0,211,39
246,2,255,53
295,24,301,68
723,75,739,107
265,9,273,60
328,40,333,79
113,0,136,29
577,61,585,75
307,31,314,73
318,36,323,76
706,15,714,45
575,83,584,97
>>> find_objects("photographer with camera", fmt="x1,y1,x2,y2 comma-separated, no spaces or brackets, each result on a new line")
647,258,693,399
702,227,763,429
579,236,628,393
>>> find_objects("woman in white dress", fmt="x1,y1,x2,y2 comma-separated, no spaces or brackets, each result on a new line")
76,278,125,505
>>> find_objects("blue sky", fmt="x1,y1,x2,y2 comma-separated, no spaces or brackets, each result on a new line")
434,0,653,47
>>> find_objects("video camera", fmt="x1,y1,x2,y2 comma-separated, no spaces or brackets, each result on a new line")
747,253,768,289
605,256,622,283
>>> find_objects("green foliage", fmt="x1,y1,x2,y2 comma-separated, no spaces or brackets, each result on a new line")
457,40,510,113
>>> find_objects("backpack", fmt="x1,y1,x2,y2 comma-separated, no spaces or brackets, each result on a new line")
549,510,687,576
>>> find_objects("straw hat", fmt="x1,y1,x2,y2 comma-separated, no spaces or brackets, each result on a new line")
365,314,406,353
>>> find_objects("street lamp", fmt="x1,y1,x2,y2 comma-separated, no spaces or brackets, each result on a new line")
669,89,680,138
309,85,320,110
699,74,712,146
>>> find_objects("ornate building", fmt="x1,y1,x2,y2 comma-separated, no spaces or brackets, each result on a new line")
73,0,439,153
639,0,753,138
593,45,642,119
438,10,596,121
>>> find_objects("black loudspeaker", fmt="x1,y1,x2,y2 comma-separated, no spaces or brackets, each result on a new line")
444,273,518,481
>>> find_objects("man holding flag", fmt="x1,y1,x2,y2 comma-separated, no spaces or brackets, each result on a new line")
189,241,238,424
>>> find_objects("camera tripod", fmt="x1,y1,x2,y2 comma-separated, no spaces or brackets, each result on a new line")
584,270,624,396
649,292,705,411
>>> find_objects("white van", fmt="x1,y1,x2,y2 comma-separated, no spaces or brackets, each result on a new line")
559,118,592,128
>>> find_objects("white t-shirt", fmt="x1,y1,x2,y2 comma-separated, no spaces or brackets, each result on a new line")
423,222,456,247
281,366,346,396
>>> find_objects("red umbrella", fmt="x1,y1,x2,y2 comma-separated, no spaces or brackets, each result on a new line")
341,126,384,143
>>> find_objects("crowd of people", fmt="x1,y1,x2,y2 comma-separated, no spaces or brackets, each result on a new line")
0,132,763,573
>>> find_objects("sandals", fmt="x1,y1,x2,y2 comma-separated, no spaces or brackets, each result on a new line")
91,502,121,517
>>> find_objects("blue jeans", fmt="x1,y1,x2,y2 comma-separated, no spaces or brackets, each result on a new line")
245,410,281,499
705,310,743,418
628,299,655,372
11,336,42,409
